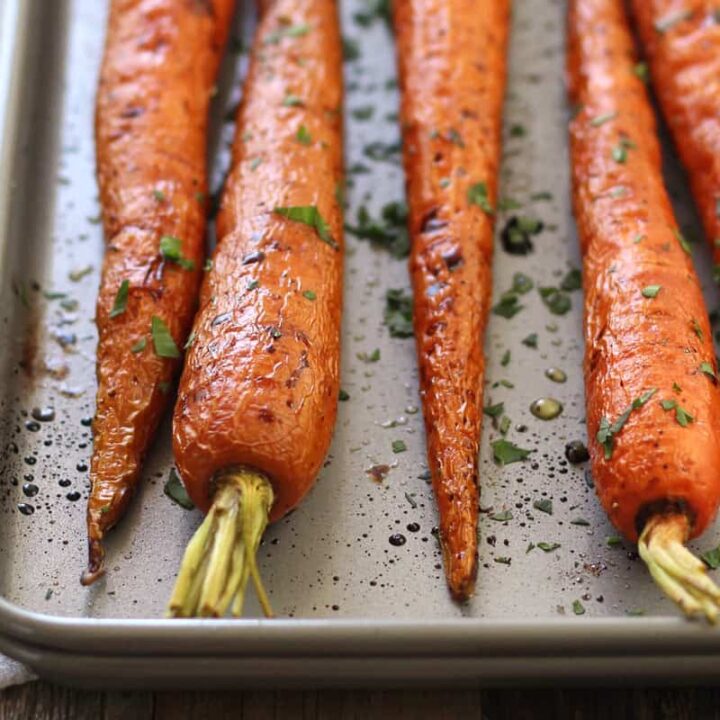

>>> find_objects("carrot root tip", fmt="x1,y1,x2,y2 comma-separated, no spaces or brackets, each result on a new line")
166,467,274,619
638,513,720,624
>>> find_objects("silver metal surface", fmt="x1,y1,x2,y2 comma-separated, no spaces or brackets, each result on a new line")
0,0,720,686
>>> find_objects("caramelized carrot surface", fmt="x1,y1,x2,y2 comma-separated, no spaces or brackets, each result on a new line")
393,0,510,600
568,0,720,543
631,1,720,269
85,0,234,584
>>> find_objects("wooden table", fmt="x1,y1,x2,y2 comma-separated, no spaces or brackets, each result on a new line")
0,684,717,719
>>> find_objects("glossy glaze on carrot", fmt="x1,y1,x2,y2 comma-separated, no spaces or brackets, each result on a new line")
393,0,510,600
631,0,720,269
173,0,344,524
568,0,720,544
85,0,234,584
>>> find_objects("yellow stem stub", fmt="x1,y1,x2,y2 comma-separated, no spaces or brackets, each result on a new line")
166,467,274,619
639,513,720,624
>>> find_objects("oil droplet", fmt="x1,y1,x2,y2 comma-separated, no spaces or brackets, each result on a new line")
530,398,563,420
406,522,420,533
76,462,88,472
58,479,71,488
405,405,419,415
66,491,81,502
80,416,93,427
31,406,55,422
24,420,41,432
545,367,567,383
389,533,406,546
17,503,35,516
22,483,39,498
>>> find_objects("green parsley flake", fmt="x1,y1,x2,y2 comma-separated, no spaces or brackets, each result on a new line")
151,316,180,359
590,111,617,127
660,399,694,427
533,498,553,515
296,125,312,145
384,288,413,337
490,509,513,522
264,22,311,45
492,439,531,465
392,440,407,453
130,337,147,353
160,236,195,270
164,468,194,510
596,388,657,459
483,402,505,418
537,542,561,552
274,206,338,249
641,284,661,298
302,290,317,301
467,182,494,214
110,279,129,318
572,600,586,615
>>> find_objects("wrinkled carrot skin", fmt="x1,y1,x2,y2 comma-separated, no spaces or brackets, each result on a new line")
393,0,510,599
568,0,720,543
87,0,234,580
631,1,720,264
173,0,344,522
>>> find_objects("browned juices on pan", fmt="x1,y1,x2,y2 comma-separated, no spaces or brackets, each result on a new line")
393,0,510,600
85,0,234,584
631,1,720,268
173,0,344,524
569,0,720,621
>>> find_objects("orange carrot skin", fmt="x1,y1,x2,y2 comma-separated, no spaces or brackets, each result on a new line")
568,0,720,542
88,0,235,578
393,0,510,599
173,0,344,523
631,1,720,266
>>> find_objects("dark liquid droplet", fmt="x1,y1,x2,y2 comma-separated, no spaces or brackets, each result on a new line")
24,421,41,432
66,491,81,502
59,479,71,488
17,503,35,516
530,397,563,420
566,440,590,464
76,462,88,472
24,456,36,466
406,522,420,533
80,416,93,427
31,406,55,422
22,483,39,498
389,533,406,546
545,367,567,383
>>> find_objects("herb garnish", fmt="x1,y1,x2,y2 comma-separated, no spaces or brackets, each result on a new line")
264,22,311,45
110,279,129,318
533,499,553,515
483,402,505,418
490,509,513,522
590,111,617,127
345,202,409,258
467,182,494,214
392,440,407,454
660,399,693,427
539,286,572,315
296,125,312,145
160,236,195,270
274,206,338,249
164,468,194,510
384,289,413,337
151,316,180,359
641,284,661,298
130,337,146,354
596,388,657,459
492,439,531,465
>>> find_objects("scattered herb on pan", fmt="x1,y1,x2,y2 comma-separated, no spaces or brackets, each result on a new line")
164,468,194,510
492,294,524,319
345,202,409,258
701,545,720,570
501,350,511,367
490,509,513,522
357,348,381,363
533,499,553,515
571,517,590,526
483,402,504,419
596,388,657,459
492,439,531,465
342,37,360,61
274,206,338,249
110,279,129,318
363,140,402,163
338,389,350,401
392,440,407,454
352,106,374,121
537,542,561,552
572,600,586,615
384,288,414,337
69,265,93,282
499,416,511,435
522,333,538,349
606,535,623,547
405,492,417,509
494,557,511,565
539,286,571,315
501,215,544,255
160,235,195,270
151,316,180,359
512,272,534,294
560,268,582,291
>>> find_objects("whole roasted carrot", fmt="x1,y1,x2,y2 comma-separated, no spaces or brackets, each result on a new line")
83,0,235,585
167,0,343,618
569,0,720,620
393,0,510,600
631,1,720,271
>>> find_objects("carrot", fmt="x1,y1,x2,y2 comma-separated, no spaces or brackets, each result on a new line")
392,0,510,600
167,0,343,618
568,0,720,621
83,0,235,585
631,1,720,273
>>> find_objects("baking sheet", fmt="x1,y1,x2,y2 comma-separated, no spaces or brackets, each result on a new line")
1,0,720,685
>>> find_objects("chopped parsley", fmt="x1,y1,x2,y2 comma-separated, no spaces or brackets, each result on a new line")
572,600,586,616
560,268,582,291
492,439,531,465
660,399,693,427
384,288,413,338
164,468,194,510
274,206,338,249
282,94,304,107
533,499,553,515
467,182,494,214
392,440,407,454
302,290,317,301
151,316,180,359
641,284,661,298
596,388,657,459
264,22,311,45
700,361,717,381
338,389,350,401
160,235,195,270
345,202,409,258
539,286,572,315
701,545,720,570
483,402,505,418
590,111,617,127
296,124,312,145
109,279,129,318
357,348,381,363
130,337,147,354
522,333,538,349
490,509,513,522
493,294,524,319
537,542,561,552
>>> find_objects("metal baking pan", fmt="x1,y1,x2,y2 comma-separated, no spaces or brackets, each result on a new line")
1,0,720,688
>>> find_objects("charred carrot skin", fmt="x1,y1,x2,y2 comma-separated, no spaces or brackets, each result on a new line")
173,0,344,523
85,0,235,583
393,0,510,600
631,1,720,269
568,0,720,543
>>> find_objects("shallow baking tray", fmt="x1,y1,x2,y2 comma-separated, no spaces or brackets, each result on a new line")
1,0,720,688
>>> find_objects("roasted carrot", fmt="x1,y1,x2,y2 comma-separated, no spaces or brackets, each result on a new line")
167,0,343,618
569,0,720,620
631,1,720,271
393,0,510,600
83,0,235,585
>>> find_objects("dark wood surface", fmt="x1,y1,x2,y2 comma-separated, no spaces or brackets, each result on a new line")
0,684,718,719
